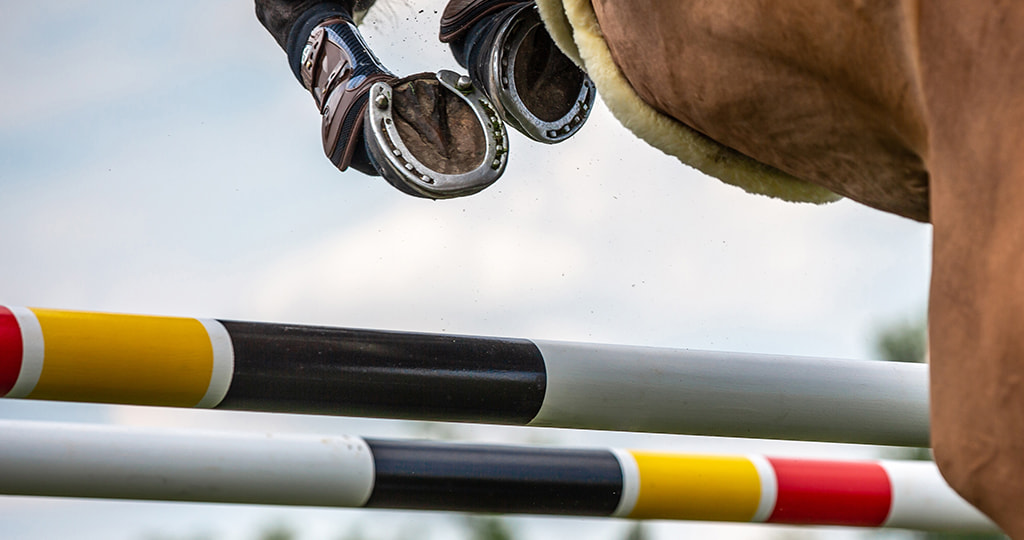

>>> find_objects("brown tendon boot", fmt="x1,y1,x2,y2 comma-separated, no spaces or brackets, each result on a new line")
299,12,509,198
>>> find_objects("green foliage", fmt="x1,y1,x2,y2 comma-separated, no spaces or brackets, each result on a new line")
874,316,927,363
258,524,297,540
622,522,647,540
463,516,515,540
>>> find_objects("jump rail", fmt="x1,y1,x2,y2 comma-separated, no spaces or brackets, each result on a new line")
0,420,992,532
0,306,929,446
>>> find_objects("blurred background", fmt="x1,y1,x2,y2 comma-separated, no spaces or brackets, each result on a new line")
0,1,956,538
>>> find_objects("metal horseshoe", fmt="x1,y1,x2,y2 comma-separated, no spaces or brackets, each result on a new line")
363,70,509,199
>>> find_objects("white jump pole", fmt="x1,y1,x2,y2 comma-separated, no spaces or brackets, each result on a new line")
0,420,995,532
0,307,930,447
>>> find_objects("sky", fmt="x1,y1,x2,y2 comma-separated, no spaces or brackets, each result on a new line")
0,1,934,539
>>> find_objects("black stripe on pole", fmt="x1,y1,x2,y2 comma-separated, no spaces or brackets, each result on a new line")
216,322,547,423
364,439,624,515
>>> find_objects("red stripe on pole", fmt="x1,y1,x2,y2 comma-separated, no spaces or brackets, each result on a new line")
0,306,24,396
767,457,892,527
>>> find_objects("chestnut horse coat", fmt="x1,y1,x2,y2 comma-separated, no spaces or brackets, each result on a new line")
535,0,1024,535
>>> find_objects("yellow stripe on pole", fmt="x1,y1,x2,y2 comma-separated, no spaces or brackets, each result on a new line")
28,309,216,407
627,451,762,522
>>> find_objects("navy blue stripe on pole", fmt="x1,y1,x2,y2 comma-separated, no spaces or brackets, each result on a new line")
364,439,624,515
217,321,547,423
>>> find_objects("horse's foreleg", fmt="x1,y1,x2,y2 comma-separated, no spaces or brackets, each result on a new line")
256,1,509,198
440,0,595,144
920,3,1024,536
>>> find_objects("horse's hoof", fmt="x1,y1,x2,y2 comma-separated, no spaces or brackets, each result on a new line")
483,2,595,143
363,70,508,199
304,17,506,198
444,2,595,144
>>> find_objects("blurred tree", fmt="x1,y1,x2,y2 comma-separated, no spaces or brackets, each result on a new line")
464,515,515,540
258,524,297,540
874,316,927,363
622,522,647,540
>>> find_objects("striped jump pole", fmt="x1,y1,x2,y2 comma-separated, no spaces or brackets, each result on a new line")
0,306,929,446
0,420,994,532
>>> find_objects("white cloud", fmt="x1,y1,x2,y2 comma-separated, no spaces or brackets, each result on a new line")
240,100,930,358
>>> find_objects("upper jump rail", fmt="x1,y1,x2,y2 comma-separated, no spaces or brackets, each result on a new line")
0,306,929,446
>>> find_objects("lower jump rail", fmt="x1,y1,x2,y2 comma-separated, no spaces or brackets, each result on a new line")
0,306,929,446
0,420,993,532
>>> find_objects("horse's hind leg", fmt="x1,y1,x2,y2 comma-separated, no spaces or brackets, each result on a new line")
920,3,1024,536
256,0,508,198
440,0,595,144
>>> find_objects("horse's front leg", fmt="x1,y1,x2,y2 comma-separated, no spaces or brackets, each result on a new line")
440,0,595,144
921,3,1024,536
257,0,509,198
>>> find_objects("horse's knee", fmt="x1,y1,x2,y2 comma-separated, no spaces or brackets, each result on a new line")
931,403,1021,536
931,426,989,506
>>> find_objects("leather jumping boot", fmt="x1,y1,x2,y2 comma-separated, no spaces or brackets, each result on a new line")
301,16,394,175
440,0,595,144
299,12,509,198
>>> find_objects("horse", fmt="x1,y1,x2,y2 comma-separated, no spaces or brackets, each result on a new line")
255,0,1024,535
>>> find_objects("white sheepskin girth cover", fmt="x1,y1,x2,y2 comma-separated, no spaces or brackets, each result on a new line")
534,0,840,204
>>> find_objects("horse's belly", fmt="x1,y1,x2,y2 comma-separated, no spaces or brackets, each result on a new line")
593,0,931,222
